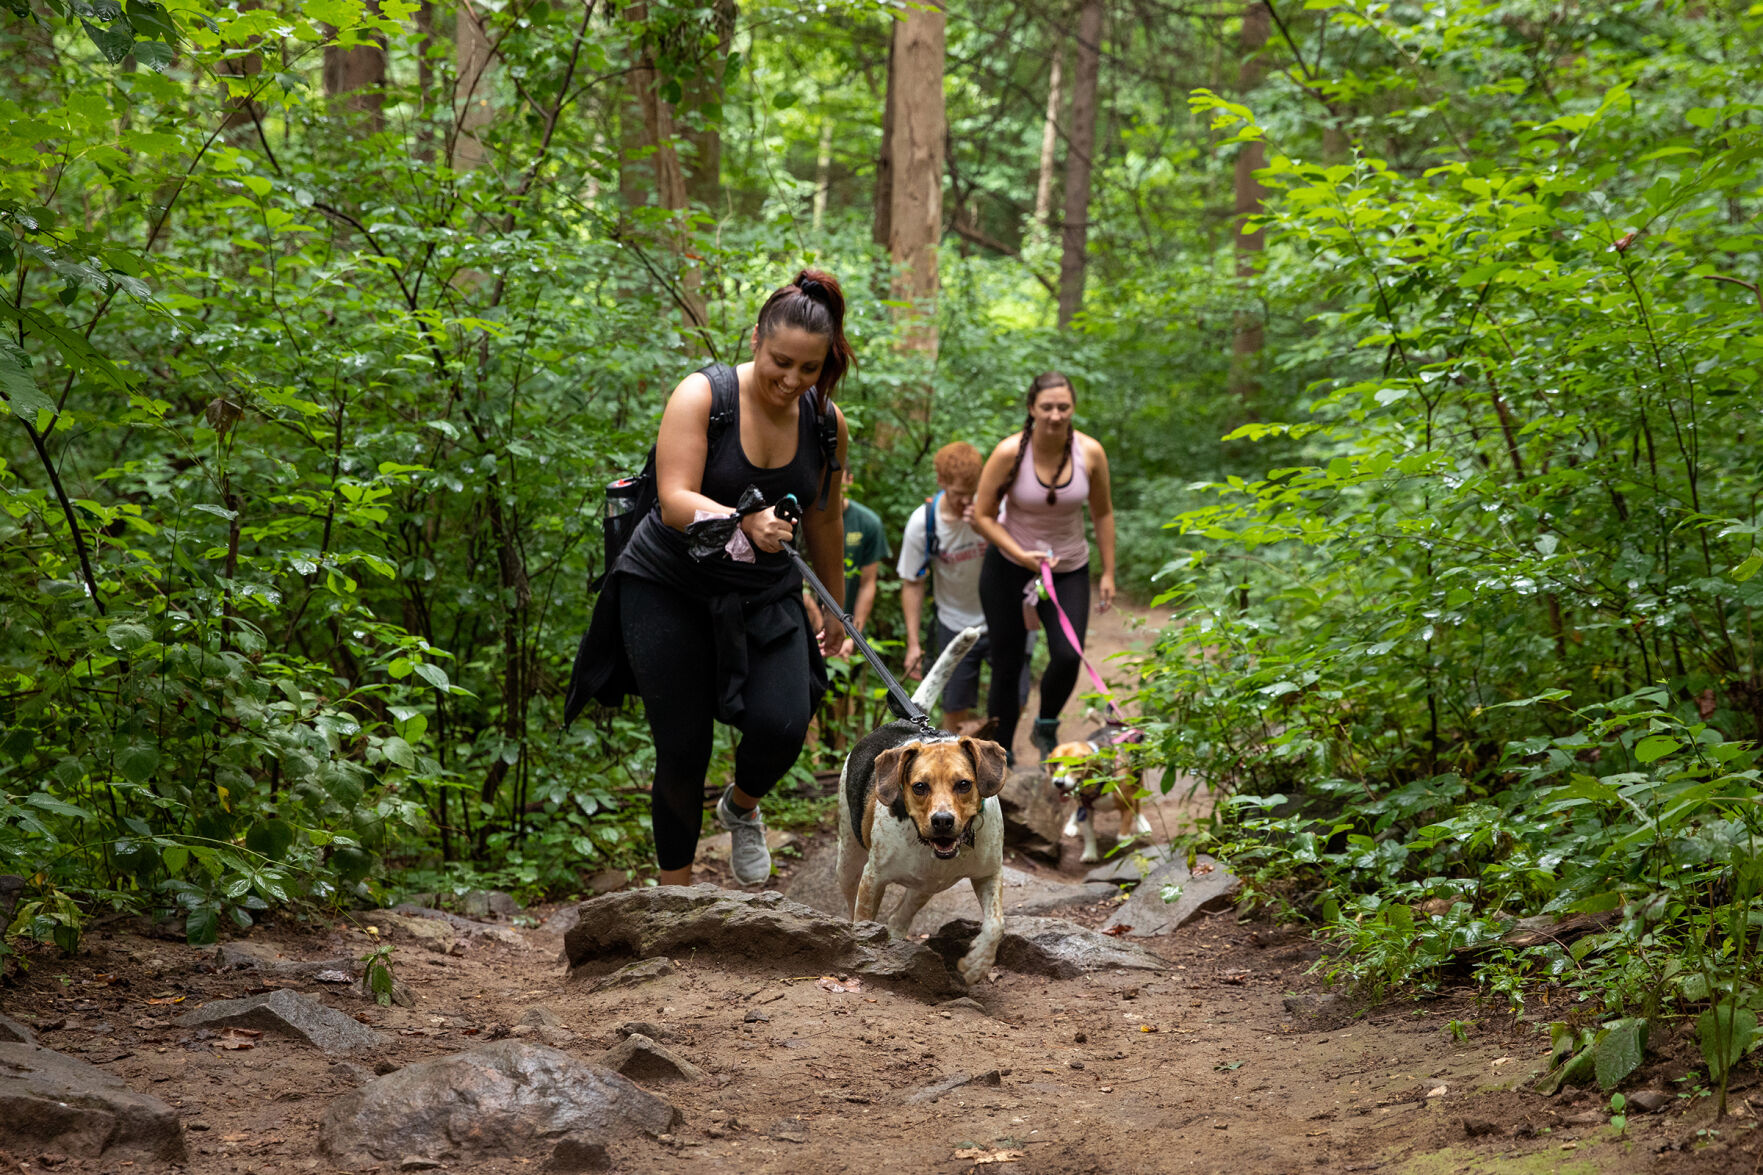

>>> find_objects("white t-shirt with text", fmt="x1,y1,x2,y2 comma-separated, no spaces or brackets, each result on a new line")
896,498,987,631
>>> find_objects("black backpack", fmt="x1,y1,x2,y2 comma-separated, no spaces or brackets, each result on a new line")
594,363,840,588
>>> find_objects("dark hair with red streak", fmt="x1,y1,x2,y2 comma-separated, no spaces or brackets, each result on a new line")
1004,372,1075,507
755,267,854,411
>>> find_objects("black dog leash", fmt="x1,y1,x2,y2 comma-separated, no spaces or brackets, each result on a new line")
773,493,936,734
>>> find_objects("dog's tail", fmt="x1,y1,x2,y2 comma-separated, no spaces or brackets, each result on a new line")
912,626,982,712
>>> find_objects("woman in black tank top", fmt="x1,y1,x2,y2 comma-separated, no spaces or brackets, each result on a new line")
575,269,854,889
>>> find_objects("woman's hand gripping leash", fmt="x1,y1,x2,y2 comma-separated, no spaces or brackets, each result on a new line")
774,494,936,733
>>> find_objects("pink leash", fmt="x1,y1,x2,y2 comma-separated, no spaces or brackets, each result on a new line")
1038,562,1141,744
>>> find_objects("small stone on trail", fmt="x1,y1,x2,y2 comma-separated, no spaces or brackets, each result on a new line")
363,911,456,955
743,1010,770,1024
615,1020,674,1041
599,1033,706,1082
518,1006,564,1028
318,1041,678,1166
0,1012,37,1045
399,1156,444,1171
548,1135,612,1172
905,1069,1003,1104
1461,1118,1501,1138
589,957,678,993
536,1026,578,1047
329,1061,375,1086
1627,1089,1671,1113
0,1042,187,1162
767,1120,808,1143
175,989,387,1056
937,997,987,1014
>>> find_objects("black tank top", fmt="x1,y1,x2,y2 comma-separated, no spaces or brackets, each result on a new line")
699,385,824,532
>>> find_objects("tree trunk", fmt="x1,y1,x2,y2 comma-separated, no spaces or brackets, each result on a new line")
1229,1,1270,403
619,1,707,345
886,1,945,360
813,118,834,232
1056,0,1102,329
1032,46,1063,242
323,1,387,130
218,1,263,133
415,0,436,159
872,33,896,250
682,0,735,214
453,0,494,172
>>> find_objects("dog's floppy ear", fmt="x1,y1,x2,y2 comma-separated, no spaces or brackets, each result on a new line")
872,745,918,806
960,737,1010,798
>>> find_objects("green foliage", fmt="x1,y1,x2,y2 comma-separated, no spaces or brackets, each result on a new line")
1142,0,1763,1103
361,939,396,1007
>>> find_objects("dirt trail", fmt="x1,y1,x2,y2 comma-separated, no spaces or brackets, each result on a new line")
1,601,1753,1174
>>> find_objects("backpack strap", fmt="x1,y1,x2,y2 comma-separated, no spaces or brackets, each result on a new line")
916,492,942,579
809,391,842,510
699,362,740,445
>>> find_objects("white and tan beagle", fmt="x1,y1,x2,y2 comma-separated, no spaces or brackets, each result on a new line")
1050,733,1153,864
836,629,1010,986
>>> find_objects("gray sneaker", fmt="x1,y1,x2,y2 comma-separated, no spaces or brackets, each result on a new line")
716,788,772,885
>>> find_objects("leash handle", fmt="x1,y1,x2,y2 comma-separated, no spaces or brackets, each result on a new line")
1038,561,1132,729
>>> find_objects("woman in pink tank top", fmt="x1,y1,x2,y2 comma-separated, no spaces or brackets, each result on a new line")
971,373,1117,764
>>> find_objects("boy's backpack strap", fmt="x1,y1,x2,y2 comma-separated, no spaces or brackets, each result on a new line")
811,393,842,510
699,362,740,444
917,491,942,579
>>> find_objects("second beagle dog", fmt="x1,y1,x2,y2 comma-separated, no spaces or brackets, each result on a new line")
1050,732,1153,864
836,628,1011,985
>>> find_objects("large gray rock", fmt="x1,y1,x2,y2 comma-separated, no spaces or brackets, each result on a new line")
926,916,1171,979
318,1041,679,1166
563,885,961,996
176,988,387,1055
0,1042,187,1162
997,770,1064,861
899,867,1116,935
1101,855,1241,937
1083,844,1175,885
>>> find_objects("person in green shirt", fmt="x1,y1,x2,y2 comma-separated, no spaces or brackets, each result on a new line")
840,470,890,657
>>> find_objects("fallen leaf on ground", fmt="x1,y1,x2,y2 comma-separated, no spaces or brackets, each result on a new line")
1427,1085,1447,1097
953,1148,1026,1164
1194,864,1215,875
816,975,864,994
146,995,185,1005
1101,924,1132,937
314,970,351,984
1491,1056,1513,1066
211,1028,261,1050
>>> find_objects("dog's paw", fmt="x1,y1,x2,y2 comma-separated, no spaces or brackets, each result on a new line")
1135,813,1153,835
1079,844,1101,864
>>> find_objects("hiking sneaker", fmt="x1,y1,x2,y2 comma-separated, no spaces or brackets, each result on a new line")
1030,717,1061,761
716,787,772,885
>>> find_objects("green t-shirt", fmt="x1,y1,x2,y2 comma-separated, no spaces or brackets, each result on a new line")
843,500,891,610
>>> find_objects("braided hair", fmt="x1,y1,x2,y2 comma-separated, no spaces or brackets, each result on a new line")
1003,372,1075,507
754,267,855,413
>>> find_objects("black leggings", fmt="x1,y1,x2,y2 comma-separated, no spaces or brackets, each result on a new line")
978,547,1091,751
620,577,815,871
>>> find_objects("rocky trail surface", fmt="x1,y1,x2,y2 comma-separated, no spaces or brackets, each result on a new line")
2,602,1753,1174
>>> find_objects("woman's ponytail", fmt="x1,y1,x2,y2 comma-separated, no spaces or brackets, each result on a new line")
756,267,854,409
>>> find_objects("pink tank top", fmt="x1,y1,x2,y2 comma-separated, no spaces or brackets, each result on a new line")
1003,437,1089,568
